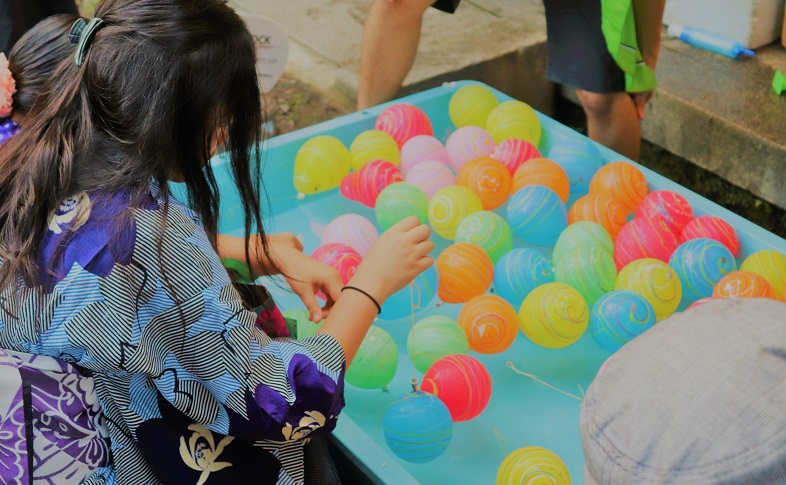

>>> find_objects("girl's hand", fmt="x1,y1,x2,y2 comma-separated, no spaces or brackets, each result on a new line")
276,245,343,322
349,216,433,305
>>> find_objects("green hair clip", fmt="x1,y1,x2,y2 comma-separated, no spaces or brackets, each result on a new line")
69,17,105,67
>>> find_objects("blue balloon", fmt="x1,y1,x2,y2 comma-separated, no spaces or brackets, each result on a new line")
590,290,656,353
506,186,567,246
379,265,438,320
548,137,603,206
669,238,737,305
493,248,554,306
383,391,453,463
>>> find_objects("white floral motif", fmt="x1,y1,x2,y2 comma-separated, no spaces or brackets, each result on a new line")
178,424,234,485
48,192,91,235
281,410,326,442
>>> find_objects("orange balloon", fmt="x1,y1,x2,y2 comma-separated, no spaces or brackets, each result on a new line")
589,161,649,215
713,271,777,299
511,158,570,203
568,193,627,240
456,157,512,210
436,243,494,304
458,294,518,354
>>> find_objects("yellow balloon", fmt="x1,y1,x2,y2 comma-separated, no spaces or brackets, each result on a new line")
449,85,499,128
486,100,542,146
740,250,786,297
428,186,483,240
615,258,682,321
293,135,351,194
518,283,589,349
497,446,571,485
349,129,400,171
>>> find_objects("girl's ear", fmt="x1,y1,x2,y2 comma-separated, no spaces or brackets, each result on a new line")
209,127,228,158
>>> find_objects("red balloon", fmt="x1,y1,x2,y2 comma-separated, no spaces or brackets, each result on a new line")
614,217,680,270
635,190,694,233
421,354,492,422
680,215,739,257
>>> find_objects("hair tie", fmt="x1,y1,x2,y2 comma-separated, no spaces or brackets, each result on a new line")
69,17,105,67
0,53,15,118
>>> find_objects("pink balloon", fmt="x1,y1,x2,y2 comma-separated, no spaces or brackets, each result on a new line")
400,135,449,174
405,160,456,200
321,214,378,256
446,126,495,172
375,103,433,148
490,138,542,175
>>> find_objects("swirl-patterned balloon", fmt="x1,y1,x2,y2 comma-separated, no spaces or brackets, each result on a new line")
615,258,682,321
485,100,542,146
405,159,457,200
548,137,604,204
400,135,449,174
449,84,499,128
428,186,484,239
589,161,649,215
552,221,614,265
375,182,429,230
349,129,400,170
383,391,453,463
496,446,571,485
458,294,518,354
455,211,513,264
590,290,656,353
345,325,398,389
379,266,439,321
494,248,554,306
568,193,627,240
374,103,433,148
686,297,719,310
518,282,589,349
680,215,740,257
490,138,542,175
456,157,513,210
311,243,363,285
407,315,470,373
635,190,694,233
421,354,492,422
512,158,570,203
293,135,351,194
668,238,737,304
436,243,494,303
321,213,379,256
341,159,404,207
614,217,680,270
506,186,567,246
739,250,786,297
555,246,617,306
446,126,496,172
712,270,777,299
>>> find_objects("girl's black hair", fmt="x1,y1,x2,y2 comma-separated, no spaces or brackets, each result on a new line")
8,14,79,115
0,0,271,293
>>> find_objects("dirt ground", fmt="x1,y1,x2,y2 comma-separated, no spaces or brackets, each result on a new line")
262,74,350,136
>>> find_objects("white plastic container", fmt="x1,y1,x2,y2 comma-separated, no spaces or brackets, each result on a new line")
663,0,786,49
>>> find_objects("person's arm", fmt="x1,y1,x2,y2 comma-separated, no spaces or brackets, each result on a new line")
632,0,666,70
216,232,302,277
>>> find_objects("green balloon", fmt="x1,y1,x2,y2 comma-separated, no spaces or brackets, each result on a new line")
346,326,399,389
554,246,617,306
375,182,429,230
552,222,614,265
454,211,513,264
282,308,323,341
407,315,470,374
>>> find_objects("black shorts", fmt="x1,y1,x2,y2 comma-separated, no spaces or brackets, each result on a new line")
431,0,625,94
543,0,625,93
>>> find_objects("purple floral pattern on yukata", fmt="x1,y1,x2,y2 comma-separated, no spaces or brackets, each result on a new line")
0,349,110,484
0,118,19,145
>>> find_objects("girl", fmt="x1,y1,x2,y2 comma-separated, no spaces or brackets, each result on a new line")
0,1,433,485
0,14,79,144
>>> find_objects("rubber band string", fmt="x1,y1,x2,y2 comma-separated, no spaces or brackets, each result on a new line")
506,361,582,402
408,281,423,392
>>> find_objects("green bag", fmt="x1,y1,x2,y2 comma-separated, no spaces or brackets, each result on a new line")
601,0,657,93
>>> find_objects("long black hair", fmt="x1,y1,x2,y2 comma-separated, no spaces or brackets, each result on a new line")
0,0,271,293
7,14,79,116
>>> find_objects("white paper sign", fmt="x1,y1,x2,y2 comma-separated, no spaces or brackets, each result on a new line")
241,13,289,92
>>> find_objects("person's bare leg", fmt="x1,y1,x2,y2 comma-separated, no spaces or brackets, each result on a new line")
358,0,434,110
576,90,641,161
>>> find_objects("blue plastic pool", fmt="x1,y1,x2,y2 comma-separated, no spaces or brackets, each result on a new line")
206,81,786,484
